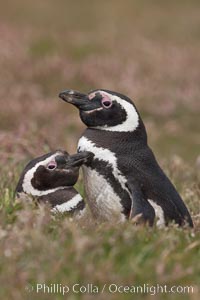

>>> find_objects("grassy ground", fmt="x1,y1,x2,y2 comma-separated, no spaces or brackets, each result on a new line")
0,1,200,299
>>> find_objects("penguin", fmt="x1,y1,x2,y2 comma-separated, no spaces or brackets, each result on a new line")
15,150,94,215
59,89,193,227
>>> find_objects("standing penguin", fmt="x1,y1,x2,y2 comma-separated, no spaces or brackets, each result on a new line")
59,89,193,227
15,150,93,215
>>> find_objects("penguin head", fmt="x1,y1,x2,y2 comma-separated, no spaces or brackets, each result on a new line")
59,89,144,133
16,150,94,196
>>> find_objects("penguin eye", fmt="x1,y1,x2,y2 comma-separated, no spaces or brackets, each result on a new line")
101,98,112,108
47,161,57,170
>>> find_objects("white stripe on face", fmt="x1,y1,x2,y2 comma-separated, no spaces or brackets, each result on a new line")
94,91,139,132
85,107,104,114
22,152,66,196
51,194,83,213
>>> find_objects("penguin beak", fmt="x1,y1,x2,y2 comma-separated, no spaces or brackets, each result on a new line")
59,90,90,110
67,151,94,167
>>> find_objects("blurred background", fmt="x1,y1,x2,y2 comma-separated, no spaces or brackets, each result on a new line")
0,0,199,181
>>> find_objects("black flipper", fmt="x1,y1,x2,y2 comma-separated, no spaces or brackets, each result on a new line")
128,179,155,226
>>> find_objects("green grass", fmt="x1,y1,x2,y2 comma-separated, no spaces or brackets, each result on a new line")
0,164,199,300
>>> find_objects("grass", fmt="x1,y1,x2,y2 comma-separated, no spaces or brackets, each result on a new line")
0,0,200,299
0,188,199,300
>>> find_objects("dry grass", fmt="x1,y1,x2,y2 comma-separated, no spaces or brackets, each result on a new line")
0,1,200,299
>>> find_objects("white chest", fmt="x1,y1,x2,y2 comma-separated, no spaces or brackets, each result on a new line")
82,166,125,222
78,136,131,221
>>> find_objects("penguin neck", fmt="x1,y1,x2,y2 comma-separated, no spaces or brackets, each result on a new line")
38,188,84,213
82,122,148,151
